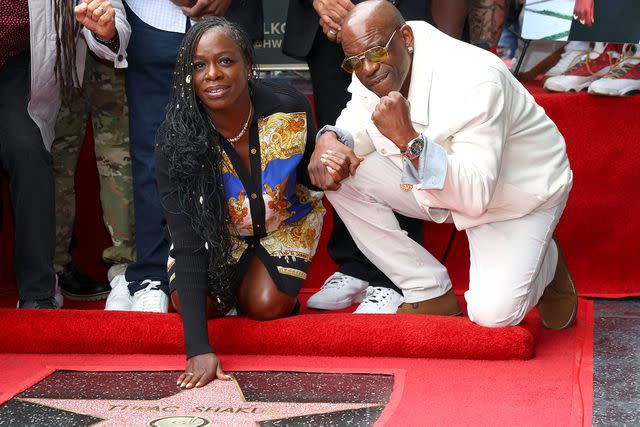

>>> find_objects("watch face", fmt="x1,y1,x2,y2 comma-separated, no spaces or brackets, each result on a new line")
412,138,424,154
406,136,424,159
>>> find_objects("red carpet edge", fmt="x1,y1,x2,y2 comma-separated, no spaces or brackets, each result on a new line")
0,309,533,360
570,299,594,426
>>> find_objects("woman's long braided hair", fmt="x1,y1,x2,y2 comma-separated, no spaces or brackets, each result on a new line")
53,0,81,105
157,17,258,305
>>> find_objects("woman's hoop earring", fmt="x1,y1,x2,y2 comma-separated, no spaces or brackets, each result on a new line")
407,46,414,54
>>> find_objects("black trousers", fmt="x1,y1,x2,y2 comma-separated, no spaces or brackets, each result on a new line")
0,50,56,300
306,31,424,292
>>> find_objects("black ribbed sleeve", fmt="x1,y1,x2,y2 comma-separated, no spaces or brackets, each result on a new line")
155,149,213,359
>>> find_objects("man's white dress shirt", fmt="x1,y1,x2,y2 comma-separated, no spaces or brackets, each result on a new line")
125,0,194,33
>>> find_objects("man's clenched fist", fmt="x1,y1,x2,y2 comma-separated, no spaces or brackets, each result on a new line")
371,91,419,152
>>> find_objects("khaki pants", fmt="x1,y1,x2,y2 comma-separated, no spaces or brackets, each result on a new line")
326,152,569,327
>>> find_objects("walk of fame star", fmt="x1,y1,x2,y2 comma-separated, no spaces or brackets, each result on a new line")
0,371,394,426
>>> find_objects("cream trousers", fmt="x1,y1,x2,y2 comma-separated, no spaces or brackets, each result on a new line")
326,152,569,327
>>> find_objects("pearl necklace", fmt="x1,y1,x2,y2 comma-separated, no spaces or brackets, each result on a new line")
227,102,253,144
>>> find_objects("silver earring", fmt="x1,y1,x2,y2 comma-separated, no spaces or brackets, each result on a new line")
407,46,414,54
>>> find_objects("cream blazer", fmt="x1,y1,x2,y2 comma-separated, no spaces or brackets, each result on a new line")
336,21,573,230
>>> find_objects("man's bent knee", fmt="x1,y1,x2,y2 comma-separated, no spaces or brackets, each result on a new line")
466,292,528,328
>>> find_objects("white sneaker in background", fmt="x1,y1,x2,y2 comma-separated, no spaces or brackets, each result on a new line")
544,41,591,78
306,272,368,310
589,44,640,96
353,286,403,314
105,274,132,311
131,280,169,313
544,43,622,92
107,263,128,282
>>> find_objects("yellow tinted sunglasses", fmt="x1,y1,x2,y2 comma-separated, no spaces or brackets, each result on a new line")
341,28,400,74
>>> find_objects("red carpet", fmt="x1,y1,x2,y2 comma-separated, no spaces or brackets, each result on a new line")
0,301,535,359
532,87,640,298
0,301,594,425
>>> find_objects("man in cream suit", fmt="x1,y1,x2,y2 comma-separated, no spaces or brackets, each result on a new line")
308,0,577,329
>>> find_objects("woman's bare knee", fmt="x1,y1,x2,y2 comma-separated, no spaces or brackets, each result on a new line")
237,256,296,319
239,286,296,320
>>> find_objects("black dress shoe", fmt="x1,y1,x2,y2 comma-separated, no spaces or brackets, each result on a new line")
58,262,111,301
18,297,59,309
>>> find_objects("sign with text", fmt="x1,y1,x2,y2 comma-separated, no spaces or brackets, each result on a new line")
255,0,308,70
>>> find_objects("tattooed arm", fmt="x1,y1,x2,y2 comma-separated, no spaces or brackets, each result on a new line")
468,0,509,50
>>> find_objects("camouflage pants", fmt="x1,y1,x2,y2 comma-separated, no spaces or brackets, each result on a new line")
52,53,135,269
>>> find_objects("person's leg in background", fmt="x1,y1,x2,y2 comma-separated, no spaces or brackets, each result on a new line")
431,0,470,40
51,54,116,302
86,54,136,281
107,5,182,312
51,68,89,274
305,30,424,314
0,50,58,309
496,0,521,60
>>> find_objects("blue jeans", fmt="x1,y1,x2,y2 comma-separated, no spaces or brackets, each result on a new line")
124,5,184,292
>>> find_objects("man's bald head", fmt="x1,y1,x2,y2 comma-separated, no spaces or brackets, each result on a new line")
343,0,405,37
340,0,414,98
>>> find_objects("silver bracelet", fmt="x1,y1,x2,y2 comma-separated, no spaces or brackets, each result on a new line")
93,32,118,46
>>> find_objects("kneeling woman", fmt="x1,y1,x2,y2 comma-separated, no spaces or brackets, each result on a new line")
155,18,324,388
